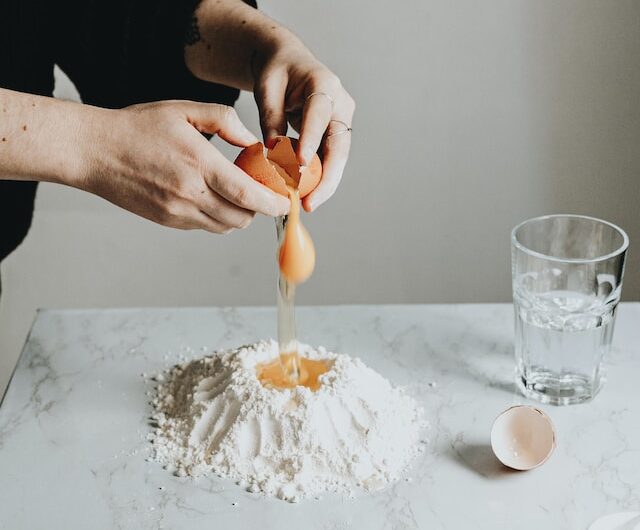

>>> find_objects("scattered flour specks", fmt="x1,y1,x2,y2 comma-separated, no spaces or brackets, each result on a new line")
150,340,426,502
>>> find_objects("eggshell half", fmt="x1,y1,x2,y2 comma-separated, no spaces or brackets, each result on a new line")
588,512,640,530
490,405,556,471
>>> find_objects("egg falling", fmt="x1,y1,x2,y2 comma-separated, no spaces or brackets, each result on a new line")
235,136,327,390
235,136,321,284
279,185,315,283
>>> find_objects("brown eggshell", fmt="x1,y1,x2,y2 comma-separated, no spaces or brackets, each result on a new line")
234,142,288,197
235,137,322,199
267,136,322,198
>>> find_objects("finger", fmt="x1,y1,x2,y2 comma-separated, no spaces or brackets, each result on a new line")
192,210,235,234
181,102,258,147
286,112,302,134
196,188,255,229
166,204,232,234
206,149,290,217
302,125,351,212
254,69,288,148
297,92,333,165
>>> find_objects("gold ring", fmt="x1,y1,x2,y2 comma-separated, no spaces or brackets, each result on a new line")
305,91,335,109
325,119,353,138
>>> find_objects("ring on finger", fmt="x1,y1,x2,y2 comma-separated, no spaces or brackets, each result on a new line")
306,91,335,110
325,119,353,138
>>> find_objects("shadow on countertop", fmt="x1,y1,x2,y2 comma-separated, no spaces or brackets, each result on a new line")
447,442,517,479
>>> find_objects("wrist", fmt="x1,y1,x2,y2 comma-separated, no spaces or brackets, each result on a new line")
60,104,115,192
250,32,313,83
184,0,311,89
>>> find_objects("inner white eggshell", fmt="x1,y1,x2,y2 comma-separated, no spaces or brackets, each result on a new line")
588,512,640,530
490,405,556,470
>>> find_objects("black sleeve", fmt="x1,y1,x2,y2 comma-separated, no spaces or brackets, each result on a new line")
53,0,253,109
0,1,55,263
0,1,55,96
0,0,256,263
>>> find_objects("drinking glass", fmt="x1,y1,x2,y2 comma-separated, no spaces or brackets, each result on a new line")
511,214,628,405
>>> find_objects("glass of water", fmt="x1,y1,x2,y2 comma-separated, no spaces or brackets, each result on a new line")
511,214,628,405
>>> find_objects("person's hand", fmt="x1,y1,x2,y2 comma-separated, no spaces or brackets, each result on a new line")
179,0,354,212
76,100,290,233
252,45,356,212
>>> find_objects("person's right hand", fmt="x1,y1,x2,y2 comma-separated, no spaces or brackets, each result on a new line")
76,100,289,234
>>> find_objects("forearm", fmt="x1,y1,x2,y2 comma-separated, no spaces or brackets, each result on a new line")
0,88,96,186
184,0,309,90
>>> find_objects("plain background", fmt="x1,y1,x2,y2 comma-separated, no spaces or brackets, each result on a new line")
1,0,639,395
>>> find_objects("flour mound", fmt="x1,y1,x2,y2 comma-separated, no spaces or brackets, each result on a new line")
150,340,425,502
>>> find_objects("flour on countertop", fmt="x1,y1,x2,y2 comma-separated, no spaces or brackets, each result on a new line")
150,340,426,502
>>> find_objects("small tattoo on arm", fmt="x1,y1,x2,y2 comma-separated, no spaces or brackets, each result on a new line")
185,15,202,46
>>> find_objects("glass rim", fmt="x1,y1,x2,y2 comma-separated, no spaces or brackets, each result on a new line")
511,214,629,264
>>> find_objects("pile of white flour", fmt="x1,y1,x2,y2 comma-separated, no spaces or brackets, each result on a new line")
150,340,425,502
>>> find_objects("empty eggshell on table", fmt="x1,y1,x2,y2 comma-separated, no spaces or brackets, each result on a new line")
588,512,640,530
490,405,556,471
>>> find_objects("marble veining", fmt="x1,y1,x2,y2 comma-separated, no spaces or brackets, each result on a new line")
0,304,639,529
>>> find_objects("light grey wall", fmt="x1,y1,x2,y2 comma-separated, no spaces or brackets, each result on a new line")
1,0,639,394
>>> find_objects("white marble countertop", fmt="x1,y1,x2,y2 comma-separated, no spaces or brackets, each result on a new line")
0,304,639,529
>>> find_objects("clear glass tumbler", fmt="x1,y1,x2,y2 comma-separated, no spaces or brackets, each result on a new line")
511,214,628,405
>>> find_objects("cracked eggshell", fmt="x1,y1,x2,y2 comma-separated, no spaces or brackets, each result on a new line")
234,136,322,198
234,142,290,197
267,136,322,198
490,405,556,471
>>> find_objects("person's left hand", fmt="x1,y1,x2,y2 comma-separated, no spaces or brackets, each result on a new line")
252,46,355,212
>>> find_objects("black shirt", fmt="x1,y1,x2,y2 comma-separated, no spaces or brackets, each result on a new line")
0,0,248,263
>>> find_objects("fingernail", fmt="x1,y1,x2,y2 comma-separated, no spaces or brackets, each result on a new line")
265,133,278,149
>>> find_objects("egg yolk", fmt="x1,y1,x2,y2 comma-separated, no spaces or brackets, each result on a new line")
257,354,331,391
278,186,315,284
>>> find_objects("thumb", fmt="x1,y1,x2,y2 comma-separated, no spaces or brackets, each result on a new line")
254,69,288,148
182,102,258,147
